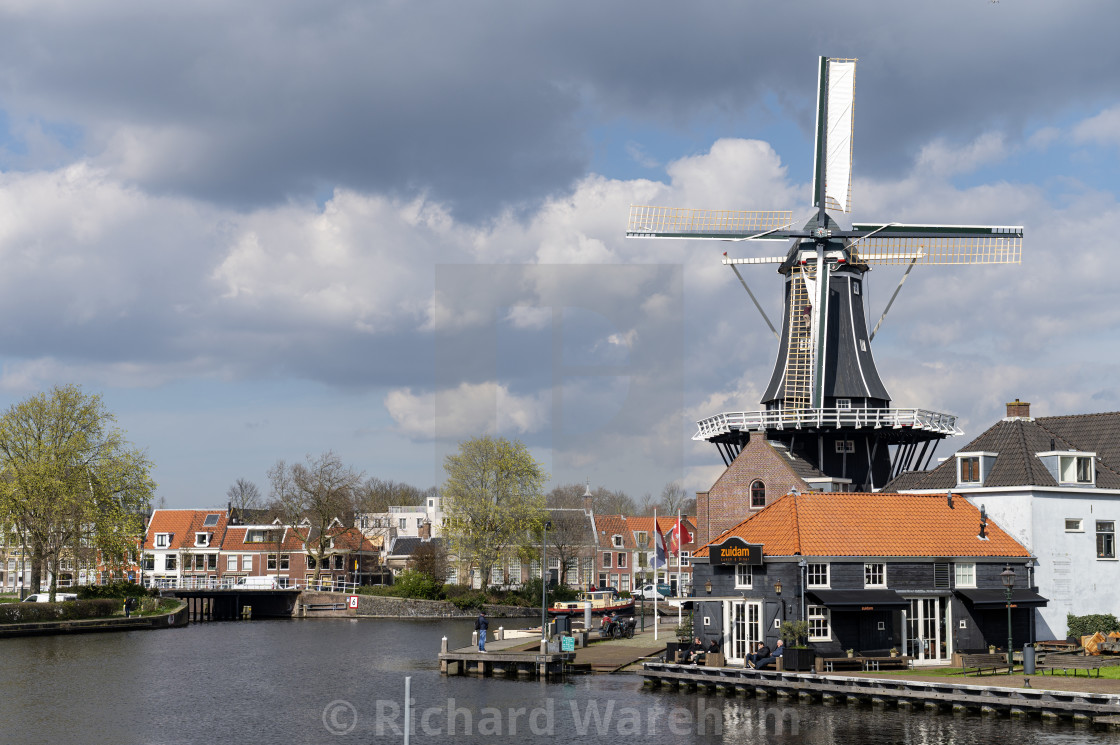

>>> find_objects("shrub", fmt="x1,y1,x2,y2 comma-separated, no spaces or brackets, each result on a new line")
386,570,443,600
0,598,119,625
78,582,159,600
448,591,487,611
1067,613,1120,640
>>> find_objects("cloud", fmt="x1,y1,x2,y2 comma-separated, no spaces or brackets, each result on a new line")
384,381,550,440
914,132,1008,178
1072,105,1120,149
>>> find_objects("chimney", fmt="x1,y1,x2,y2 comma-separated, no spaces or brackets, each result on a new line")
1005,398,1031,420
418,519,431,541
582,480,593,515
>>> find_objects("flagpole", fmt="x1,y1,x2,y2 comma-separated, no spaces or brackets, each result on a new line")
653,508,658,642
677,510,683,627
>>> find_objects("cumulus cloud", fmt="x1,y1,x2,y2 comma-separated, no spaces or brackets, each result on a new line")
1072,105,1120,148
385,381,550,440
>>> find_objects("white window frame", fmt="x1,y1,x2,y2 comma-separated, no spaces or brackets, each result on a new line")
154,533,170,548
602,552,612,569
959,456,981,484
612,534,623,548
954,562,976,588
808,604,831,641
835,398,851,410
1065,518,1084,533
679,550,691,567
617,552,627,569
806,562,830,588
242,555,252,571
1098,521,1116,560
734,564,752,589
194,532,210,548
1060,455,1094,485
864,562,886,588
226,555,238,571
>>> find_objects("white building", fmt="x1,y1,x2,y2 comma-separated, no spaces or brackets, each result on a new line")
888,399,1120,640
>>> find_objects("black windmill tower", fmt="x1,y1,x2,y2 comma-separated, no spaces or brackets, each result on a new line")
627,57,1023,490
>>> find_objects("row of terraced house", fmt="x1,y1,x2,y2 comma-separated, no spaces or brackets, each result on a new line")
142,508,381,589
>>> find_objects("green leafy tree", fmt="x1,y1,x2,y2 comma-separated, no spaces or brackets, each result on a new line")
442,435,547,587
0,385,155,600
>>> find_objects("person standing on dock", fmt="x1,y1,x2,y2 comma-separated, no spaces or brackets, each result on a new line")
475,611,488,652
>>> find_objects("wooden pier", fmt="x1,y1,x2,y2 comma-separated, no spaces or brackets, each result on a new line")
641,661,1120,727
439,636,574,680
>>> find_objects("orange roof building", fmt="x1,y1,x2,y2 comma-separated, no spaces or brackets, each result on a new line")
690,492,1043,667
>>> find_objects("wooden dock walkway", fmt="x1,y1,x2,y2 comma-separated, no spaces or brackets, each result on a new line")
439,627,668,679
641,661,1120,727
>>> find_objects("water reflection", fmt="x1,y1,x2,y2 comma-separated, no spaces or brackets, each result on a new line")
0,618,1113,745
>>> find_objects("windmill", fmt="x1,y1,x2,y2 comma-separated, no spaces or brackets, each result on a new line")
626,57,1022,489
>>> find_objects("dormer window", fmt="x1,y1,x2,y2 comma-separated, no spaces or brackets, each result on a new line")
956,452,997,486
154,533,170,548
1036,450,1096,487
1061,455,1093,485
195,532,211,547
611,534,623,548
636,531,648,548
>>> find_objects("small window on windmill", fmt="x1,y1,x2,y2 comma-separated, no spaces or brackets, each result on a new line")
859,340,867,352
836,399,851,410
853,282,860,296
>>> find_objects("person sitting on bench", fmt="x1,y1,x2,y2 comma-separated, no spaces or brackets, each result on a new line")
745,641,770,667
749,639,783,669
687,637,706,665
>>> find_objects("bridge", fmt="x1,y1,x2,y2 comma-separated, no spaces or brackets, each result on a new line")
163,588,302,622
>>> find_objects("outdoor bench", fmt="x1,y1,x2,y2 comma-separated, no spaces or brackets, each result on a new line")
960,653,1010,676
1036,653,1120,677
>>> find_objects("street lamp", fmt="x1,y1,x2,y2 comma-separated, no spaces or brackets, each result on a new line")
540,520,551,643
705,579,712,595
1001,564,1016,670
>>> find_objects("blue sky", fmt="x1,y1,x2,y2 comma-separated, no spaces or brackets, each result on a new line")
0,1,1117,507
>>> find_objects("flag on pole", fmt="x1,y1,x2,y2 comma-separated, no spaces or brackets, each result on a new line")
654,518,667,568
666,514,693,555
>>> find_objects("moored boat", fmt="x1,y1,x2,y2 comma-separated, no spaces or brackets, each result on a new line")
548,589,634,617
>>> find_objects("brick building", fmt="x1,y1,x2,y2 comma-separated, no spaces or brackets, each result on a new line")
696,436,851,547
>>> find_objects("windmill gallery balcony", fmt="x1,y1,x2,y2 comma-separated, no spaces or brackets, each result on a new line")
694,407,963,442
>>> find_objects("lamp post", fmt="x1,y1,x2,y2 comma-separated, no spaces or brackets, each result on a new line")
1000,564,1016,671
540,520,551,643
774,577,785,621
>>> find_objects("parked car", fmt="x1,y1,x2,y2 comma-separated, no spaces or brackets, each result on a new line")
22,593,78,603
234,576,280,589
632,583,672,601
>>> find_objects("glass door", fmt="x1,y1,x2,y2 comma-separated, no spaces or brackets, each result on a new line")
724,600,762,665
906,597,951,663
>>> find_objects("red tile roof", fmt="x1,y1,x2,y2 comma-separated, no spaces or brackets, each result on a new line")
144,509,228,550
694,492,1029,559
594,515,633,548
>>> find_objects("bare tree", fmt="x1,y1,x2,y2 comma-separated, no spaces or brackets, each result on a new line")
269,452,362,586
411,539,448,582
546,509,594,586
593,487,636,516
226,478,261,512
659,482,688,516
546,483,585,509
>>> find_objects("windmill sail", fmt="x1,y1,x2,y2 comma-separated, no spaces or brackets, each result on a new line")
814,57,857,213
626,206,792,240
849,223,1022,264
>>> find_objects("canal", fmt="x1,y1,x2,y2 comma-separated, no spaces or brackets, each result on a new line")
1,618,1113,744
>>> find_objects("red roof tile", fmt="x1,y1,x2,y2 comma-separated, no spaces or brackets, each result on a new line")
695,492,1029,559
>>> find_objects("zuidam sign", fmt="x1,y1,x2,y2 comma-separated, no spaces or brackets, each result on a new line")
710,537,763,566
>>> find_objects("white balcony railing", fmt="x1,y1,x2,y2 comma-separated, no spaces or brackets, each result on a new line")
694,407,962,441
